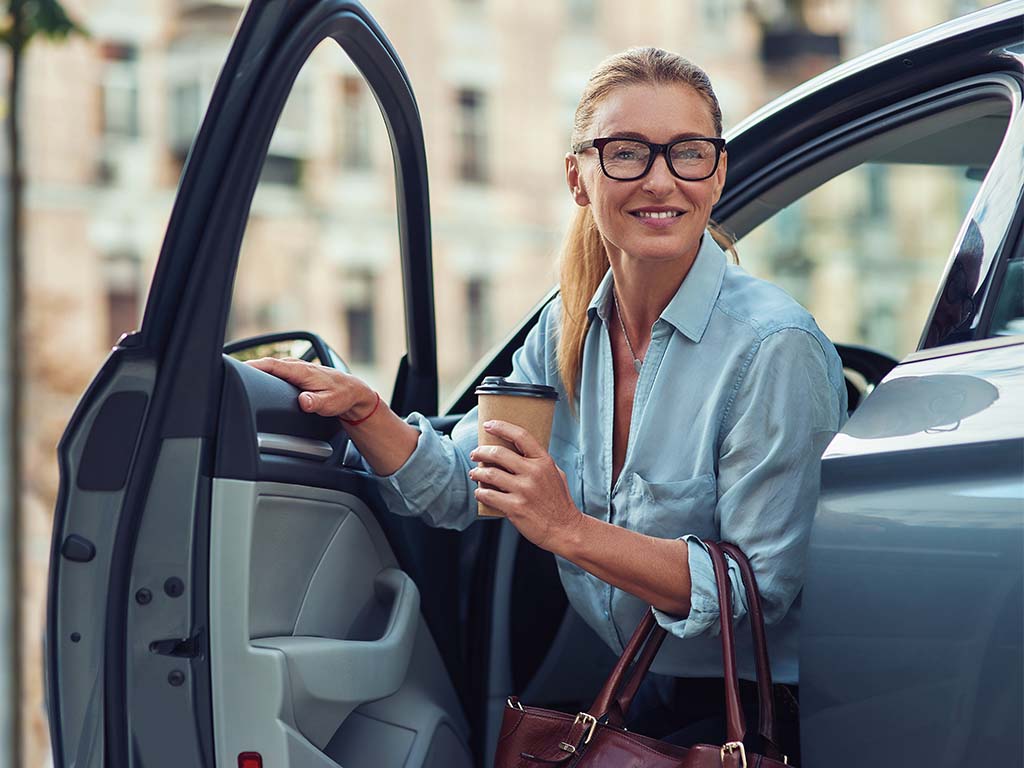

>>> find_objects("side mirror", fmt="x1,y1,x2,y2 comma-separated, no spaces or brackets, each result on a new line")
224,330,351,373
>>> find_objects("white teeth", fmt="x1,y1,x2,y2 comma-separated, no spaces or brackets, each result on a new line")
635,211,680,219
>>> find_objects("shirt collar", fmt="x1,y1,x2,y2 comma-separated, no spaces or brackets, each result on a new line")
585,231,727,343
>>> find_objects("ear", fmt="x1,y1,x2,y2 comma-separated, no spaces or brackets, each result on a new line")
709,149,728,207
565,153,590,207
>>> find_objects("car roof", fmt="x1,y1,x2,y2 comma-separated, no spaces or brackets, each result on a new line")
727,1,1024,142
721,1,1024,192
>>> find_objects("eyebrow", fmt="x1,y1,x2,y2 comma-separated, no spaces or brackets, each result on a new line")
607,130,711,142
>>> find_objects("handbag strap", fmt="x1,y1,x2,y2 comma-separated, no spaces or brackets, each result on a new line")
704,540,746,745
720,544,782,761
587,608,664,720
586,544,745,746
601,615,669,727
583,543,784,758
718,542,785,761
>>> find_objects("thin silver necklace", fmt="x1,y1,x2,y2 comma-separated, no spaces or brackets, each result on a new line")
612,288,644,374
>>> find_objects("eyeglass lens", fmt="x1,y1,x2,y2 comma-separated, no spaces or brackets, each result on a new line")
601,139,718,180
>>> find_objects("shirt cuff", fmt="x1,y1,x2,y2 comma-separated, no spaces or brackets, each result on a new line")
373,412,461,515
651,536,735,639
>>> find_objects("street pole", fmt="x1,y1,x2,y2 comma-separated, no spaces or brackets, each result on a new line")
0,78,16,768
1,3,25,761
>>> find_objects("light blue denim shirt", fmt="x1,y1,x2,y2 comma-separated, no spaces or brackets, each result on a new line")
375,233,846,684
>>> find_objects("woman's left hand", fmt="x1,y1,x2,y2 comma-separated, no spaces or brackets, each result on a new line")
468,420,585,553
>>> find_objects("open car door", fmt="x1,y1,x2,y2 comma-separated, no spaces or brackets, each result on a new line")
46,2,474,767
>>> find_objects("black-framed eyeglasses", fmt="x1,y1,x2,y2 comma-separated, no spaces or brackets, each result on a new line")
572,136,726,181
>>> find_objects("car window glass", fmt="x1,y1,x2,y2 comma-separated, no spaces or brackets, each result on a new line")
740,97,1010,361
227,40,406,396
987,257,1024,337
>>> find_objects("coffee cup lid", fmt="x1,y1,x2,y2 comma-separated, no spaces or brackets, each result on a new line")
475,376,559,400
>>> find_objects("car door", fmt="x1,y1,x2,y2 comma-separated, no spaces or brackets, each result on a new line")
46,3,475,768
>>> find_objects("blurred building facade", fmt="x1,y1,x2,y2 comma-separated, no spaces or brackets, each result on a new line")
13,0,998,764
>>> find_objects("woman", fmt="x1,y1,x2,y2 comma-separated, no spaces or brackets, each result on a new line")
251,48,846,758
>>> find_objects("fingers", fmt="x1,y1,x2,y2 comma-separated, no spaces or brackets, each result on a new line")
469,444,528,474
246,357,319,388
246,357,361,418
474,485,513,516
468,465,516,493
298,391,326,414
481,420,544,458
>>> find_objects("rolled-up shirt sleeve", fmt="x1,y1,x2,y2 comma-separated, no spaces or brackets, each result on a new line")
653,327,845,638
371,300,559,529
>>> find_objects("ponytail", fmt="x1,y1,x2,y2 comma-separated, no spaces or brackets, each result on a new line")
557,207,608,409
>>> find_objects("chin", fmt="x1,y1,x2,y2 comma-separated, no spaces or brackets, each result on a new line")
627,238,700,263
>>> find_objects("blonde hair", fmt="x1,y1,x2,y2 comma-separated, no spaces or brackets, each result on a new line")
557,47,737,408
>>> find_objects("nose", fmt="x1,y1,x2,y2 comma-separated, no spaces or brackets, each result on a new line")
641,149,676,194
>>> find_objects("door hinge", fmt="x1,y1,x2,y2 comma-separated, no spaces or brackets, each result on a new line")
149,630,204,659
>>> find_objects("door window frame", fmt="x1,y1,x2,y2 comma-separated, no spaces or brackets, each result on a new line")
713,74,1024,361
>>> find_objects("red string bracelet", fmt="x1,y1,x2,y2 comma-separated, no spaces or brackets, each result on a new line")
339,391,381,426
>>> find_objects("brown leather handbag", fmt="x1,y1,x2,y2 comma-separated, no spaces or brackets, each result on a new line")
494,541,792,767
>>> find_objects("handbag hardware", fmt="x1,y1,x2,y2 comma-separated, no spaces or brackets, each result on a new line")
720,741,746,768
572,712,599,745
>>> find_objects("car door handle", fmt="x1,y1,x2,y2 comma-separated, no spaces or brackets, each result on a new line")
257,432,334,460
252,568,421,749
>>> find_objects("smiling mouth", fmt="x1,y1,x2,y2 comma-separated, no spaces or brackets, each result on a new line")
631,211,683,219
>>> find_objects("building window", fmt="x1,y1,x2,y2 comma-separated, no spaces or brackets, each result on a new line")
340,76,373,170
342,270,377,365
567,0,596,26
466,277,490,359
103,252,142,345
100,42,139,139
169,79,202,161
701,0,740,29
258,155,302,186
269,81,312,159
456,88,488,183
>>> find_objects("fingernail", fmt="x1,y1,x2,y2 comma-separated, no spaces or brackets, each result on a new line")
301,393,314,408
483,421,495,429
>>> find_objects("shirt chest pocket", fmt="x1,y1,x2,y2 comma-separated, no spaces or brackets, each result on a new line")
622,472,718,540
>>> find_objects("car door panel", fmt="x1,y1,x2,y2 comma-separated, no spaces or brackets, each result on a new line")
48,351,158,766
208,354,470,766
210,476,468,766
126,437,209,765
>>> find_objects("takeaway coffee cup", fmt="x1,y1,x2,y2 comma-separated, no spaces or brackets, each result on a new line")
474,377,559,517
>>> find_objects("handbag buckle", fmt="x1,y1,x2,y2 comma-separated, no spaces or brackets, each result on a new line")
573,712,599,745
506,697,524,711
721,741,747,768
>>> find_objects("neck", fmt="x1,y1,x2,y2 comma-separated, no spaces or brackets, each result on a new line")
608,240,700,343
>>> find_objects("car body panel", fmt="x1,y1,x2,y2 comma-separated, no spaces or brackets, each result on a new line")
826,341,1024,455
805,343,1024,766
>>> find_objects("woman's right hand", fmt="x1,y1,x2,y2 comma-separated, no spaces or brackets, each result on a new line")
246,356,419,475
246,357,377,422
